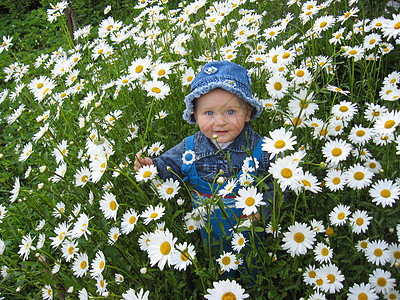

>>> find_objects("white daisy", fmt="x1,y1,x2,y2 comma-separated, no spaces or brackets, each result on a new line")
147,229,177,271
282,221,316,257
204,279,249,300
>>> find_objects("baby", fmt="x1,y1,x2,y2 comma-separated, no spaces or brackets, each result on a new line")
134,60,273,257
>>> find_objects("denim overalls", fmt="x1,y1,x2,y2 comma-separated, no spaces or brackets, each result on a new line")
181,133,264,253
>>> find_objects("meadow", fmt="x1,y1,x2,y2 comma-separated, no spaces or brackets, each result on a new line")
0,0,400,299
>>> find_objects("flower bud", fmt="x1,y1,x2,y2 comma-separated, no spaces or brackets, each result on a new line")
177,198,185,206
39,166,47,173
319,162,327,168
38,183,44,190
0,153,4,159
213,134,218,140
140,267,147,274
67,286,74,293
395,261,400,268
217,177,225,185
297,268,302,272
389,228,395,233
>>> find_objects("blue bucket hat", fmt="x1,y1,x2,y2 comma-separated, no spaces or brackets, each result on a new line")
183,60,263,124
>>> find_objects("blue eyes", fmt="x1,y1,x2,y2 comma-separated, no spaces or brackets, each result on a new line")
205,110,235,116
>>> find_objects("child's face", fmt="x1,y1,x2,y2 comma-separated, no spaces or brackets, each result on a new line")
194,89,253,144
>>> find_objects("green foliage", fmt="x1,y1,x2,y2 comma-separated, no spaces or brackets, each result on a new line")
1,0,400,299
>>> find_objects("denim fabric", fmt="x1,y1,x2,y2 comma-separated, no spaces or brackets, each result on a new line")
153,123,272,184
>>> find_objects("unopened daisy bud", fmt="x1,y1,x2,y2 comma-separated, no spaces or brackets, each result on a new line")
95,101,101,108
18,229,23,233
218,169,224,175
177,198,185,206
389,227,395,233
167,166,171,171
0,153,4,159
395,261,400,268
35,252,40,257
79,117,85,128
217,177,225,185
297,268,302,272
18,198,23,202
102,291,109,297
140,267,147,274
325,226,334,236
213,134,218,140
319,162,327,168
39,166,47,173
67,286,74,293
379,169,384,174
16,287,21,292
340,46,348,52
69,141,74,145
38,183,44,190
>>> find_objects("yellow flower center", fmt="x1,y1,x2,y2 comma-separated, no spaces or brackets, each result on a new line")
337,212,345,220
309,270,316,278
166,187,174,195
332,177,341,185
296,70,305,77
97,49,103,55
394,22,400,30
160,241,171,255
245,197,255,207
275,140,286,149
377,277,387,287
321,248,329,256
394,251,400,259
222,256,231,265
374,248,383,257
222,292,236,300
349,50,358,55
107,25,113,31
180,251,190,261
135,65,144,73
384,120,395,129
80,261,87,269
336,33,342,39
356,130,365,137
380,189,391,198
113,233,118,240
358,293,368,300
356,218,364,226
369,39,376,45
282,52,290,59
37,83,44,89
302,179,311,187
150,212,158,219
238,237,245,245
360,241,368,249
320,21,327,28
339,106,348,112
151,87,161,93
143,171,152,178
186,76,193,82
294,232,305,243
274,82,282,91
129,216,136,224
332,148,342,157
281,168,292,178
344,12,351,18
109,201,117,210
272,55,278,64
327,274,335,283
59,232,65,240
354,172,364,180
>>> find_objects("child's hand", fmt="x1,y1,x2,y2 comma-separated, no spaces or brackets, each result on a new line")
134,153,154,171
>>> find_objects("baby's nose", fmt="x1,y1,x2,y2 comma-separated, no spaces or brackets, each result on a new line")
214,113,227,125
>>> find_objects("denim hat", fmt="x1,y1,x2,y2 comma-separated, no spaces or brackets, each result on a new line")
183,60,263,124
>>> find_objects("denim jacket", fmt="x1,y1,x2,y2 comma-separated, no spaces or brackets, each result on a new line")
153,123,273,185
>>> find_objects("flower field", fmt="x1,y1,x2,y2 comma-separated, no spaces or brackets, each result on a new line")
1,0,400,299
